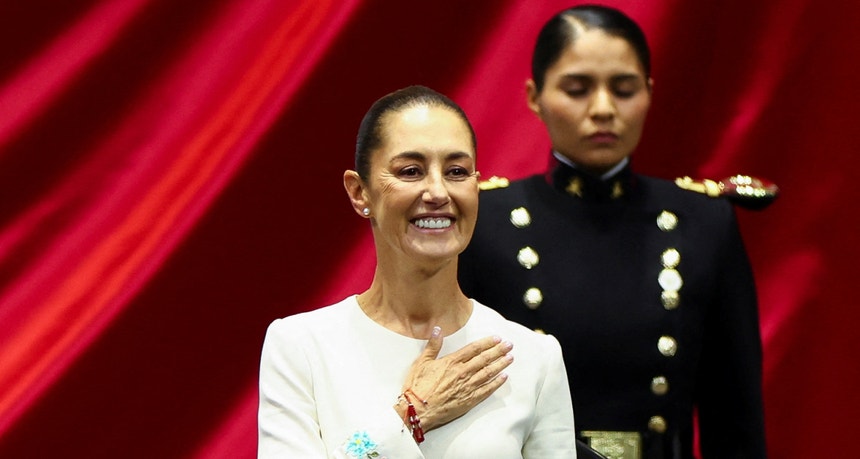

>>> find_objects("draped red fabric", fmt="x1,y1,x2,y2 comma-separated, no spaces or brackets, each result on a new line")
0,0,857,457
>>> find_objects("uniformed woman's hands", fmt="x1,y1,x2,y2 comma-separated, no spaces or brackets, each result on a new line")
395,326,514,432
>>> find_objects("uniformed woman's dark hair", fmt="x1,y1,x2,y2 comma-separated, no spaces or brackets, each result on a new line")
531,5,651,91
355,85,477,181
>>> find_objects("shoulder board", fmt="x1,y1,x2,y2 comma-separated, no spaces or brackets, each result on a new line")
674,176,722,197
478,175,510,191
675,175,779,210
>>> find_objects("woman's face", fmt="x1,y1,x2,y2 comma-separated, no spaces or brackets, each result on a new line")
362,104,479,265
527,29,652,175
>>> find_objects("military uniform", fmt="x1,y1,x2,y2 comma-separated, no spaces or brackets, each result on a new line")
458,157,767,459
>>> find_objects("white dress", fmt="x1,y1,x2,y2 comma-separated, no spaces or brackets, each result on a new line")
258,295,577,458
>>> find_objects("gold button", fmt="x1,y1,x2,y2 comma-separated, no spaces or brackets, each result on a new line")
661,248,680,268
657,336,677,357
533,328,546,334
517,246,540,269
658,268,683,291
661,290,680,310
509,207,531,228
656,211,678,231
651,376,669,395
648,416,667,433
523,287,543,309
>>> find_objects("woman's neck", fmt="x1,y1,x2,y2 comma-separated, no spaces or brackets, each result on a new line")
358,257,471,339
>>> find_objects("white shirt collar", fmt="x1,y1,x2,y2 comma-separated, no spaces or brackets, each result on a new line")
552,151,629,181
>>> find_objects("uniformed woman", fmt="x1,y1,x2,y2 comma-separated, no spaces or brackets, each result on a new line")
458,5,768,459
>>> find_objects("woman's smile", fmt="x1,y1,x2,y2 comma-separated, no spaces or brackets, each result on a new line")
412,216,454,230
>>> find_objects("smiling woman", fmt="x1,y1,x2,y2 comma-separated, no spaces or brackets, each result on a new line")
257,86,577,458
346,101,479,269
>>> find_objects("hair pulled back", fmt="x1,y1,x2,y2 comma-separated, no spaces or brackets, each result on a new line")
355,85,476,181
531,5,651,91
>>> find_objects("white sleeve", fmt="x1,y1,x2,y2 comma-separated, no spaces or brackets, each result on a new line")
257,319,425,458
522,334,578,459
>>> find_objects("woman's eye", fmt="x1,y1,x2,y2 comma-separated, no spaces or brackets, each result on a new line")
565,87,588,97
613,87,636,98
612,80,643,99
399,166,422,178
447,167,470,179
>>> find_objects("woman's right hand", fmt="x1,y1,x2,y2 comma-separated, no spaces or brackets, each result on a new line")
396,327,514,432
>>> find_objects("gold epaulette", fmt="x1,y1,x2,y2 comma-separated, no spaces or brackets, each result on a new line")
478,176,510,191
675,174,780,210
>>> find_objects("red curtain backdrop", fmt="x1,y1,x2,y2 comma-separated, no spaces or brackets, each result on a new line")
1,0,858,457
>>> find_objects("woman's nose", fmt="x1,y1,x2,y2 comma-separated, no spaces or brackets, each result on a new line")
422,173,450,204
589,87,616,120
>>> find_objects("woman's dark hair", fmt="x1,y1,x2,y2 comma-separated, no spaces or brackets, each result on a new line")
355,85,476,181
531,5,651,91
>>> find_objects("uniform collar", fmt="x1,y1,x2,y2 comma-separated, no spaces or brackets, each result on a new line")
545,153,635,201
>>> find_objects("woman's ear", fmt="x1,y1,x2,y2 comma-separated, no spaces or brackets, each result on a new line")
525,79,542,119
343,170,370,217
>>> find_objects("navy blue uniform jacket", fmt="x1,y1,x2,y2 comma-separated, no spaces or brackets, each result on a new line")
458,160,766,459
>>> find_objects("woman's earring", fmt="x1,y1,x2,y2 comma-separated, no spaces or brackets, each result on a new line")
362,208,370,216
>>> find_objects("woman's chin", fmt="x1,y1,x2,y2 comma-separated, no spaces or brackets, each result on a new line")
406,242,466,265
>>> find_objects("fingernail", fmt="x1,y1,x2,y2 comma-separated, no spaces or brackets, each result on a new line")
503,340,513,350
432,326,441,338
493,335,502,343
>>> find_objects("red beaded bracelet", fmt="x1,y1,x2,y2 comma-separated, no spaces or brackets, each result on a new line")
400,390,426,444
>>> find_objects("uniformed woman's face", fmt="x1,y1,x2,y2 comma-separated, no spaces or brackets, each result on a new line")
527,28,652,175
360,104,479,265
